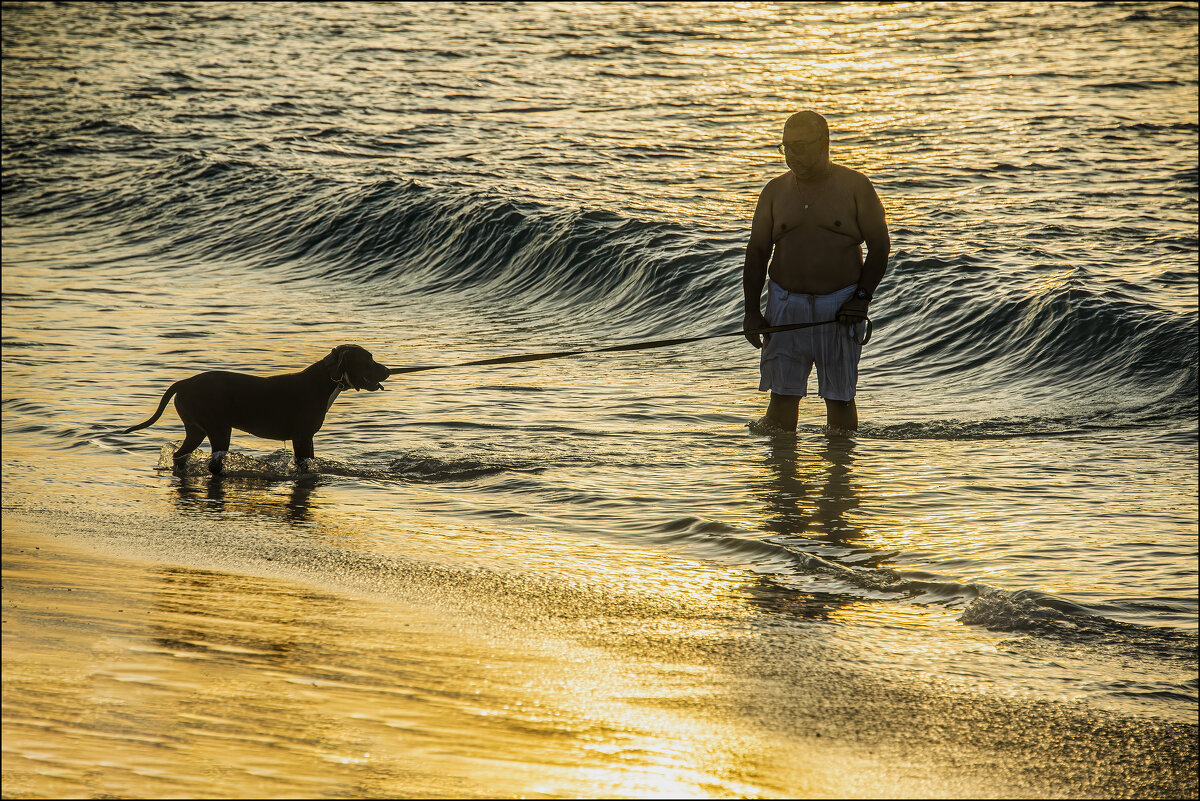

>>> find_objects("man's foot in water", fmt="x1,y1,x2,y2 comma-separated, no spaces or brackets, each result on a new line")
822,423,858,438
747,415,796,436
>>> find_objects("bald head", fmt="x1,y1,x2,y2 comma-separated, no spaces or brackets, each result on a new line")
784,111,829,140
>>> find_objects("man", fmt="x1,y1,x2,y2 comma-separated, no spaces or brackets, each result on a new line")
743,111,890,433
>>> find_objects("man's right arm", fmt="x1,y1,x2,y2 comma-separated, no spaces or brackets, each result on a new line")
742,185,774,348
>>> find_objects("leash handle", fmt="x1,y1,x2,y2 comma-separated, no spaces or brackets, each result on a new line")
387,318,857,376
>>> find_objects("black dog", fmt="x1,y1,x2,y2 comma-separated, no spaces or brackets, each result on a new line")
119,344,389,474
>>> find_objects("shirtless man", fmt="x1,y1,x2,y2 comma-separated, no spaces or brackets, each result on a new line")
743,111,890,432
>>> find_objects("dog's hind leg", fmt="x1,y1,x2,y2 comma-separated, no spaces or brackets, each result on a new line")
173,425,206,474
205,427,232,476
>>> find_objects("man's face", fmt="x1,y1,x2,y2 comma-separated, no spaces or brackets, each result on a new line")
781,130,828,175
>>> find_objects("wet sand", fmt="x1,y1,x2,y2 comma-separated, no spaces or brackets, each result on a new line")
4,507,1195,799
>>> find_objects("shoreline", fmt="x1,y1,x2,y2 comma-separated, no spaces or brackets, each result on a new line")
4,509,1196,799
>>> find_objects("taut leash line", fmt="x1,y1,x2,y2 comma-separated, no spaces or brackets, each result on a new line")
387,318,871,376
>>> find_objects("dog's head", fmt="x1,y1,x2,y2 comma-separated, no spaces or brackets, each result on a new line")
323,344,390,391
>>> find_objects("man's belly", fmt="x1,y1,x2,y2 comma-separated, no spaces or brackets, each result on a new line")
768,254,863,295
768,231,863,294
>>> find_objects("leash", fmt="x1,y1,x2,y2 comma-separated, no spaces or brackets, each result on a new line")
387,318,871,376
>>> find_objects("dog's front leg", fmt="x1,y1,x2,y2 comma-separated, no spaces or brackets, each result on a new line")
208,452,228,475
293,436,316,473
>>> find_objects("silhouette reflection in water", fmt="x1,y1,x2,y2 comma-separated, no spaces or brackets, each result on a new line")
760,435,861,547
747,435,879,621
173,473,320,525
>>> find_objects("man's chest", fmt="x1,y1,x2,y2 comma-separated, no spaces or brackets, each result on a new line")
772,190,860,242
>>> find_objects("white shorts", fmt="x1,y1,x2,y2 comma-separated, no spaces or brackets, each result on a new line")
758,281,862,402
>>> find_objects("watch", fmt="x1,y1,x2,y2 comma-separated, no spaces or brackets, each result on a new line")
854,287,873,301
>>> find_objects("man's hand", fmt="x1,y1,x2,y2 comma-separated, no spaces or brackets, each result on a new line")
744,310,771,349
837,297,870,326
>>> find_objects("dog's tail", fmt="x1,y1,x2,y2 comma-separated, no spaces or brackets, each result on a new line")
119,383,180,434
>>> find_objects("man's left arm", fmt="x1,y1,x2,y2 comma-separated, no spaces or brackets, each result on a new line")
839,175,890,324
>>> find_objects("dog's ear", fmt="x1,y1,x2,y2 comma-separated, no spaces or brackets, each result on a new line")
323,346,345,379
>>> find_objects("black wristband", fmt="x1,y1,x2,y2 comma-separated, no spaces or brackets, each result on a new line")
854,287,873,301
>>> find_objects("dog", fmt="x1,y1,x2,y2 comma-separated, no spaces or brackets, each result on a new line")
119,344,389,475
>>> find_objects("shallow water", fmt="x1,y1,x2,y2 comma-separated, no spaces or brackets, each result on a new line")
3,2,1198,797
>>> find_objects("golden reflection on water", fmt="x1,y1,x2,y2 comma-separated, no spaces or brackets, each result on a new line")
2,519,891,799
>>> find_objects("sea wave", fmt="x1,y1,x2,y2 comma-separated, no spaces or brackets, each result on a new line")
7,152,1197,426
871,256,1197,422
653,515,1199,661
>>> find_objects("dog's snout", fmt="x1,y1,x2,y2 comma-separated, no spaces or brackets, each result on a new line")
357,359,390,391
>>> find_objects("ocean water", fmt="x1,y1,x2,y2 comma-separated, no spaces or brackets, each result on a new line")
3,2,1197,797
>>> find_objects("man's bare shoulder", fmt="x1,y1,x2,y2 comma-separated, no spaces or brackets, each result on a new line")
831,162,875,189
761,171,792,196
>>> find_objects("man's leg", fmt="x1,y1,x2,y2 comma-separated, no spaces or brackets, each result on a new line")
825,398,857,432
765,392,802,430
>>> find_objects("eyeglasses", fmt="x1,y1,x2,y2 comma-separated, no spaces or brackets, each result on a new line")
777,139,824,155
